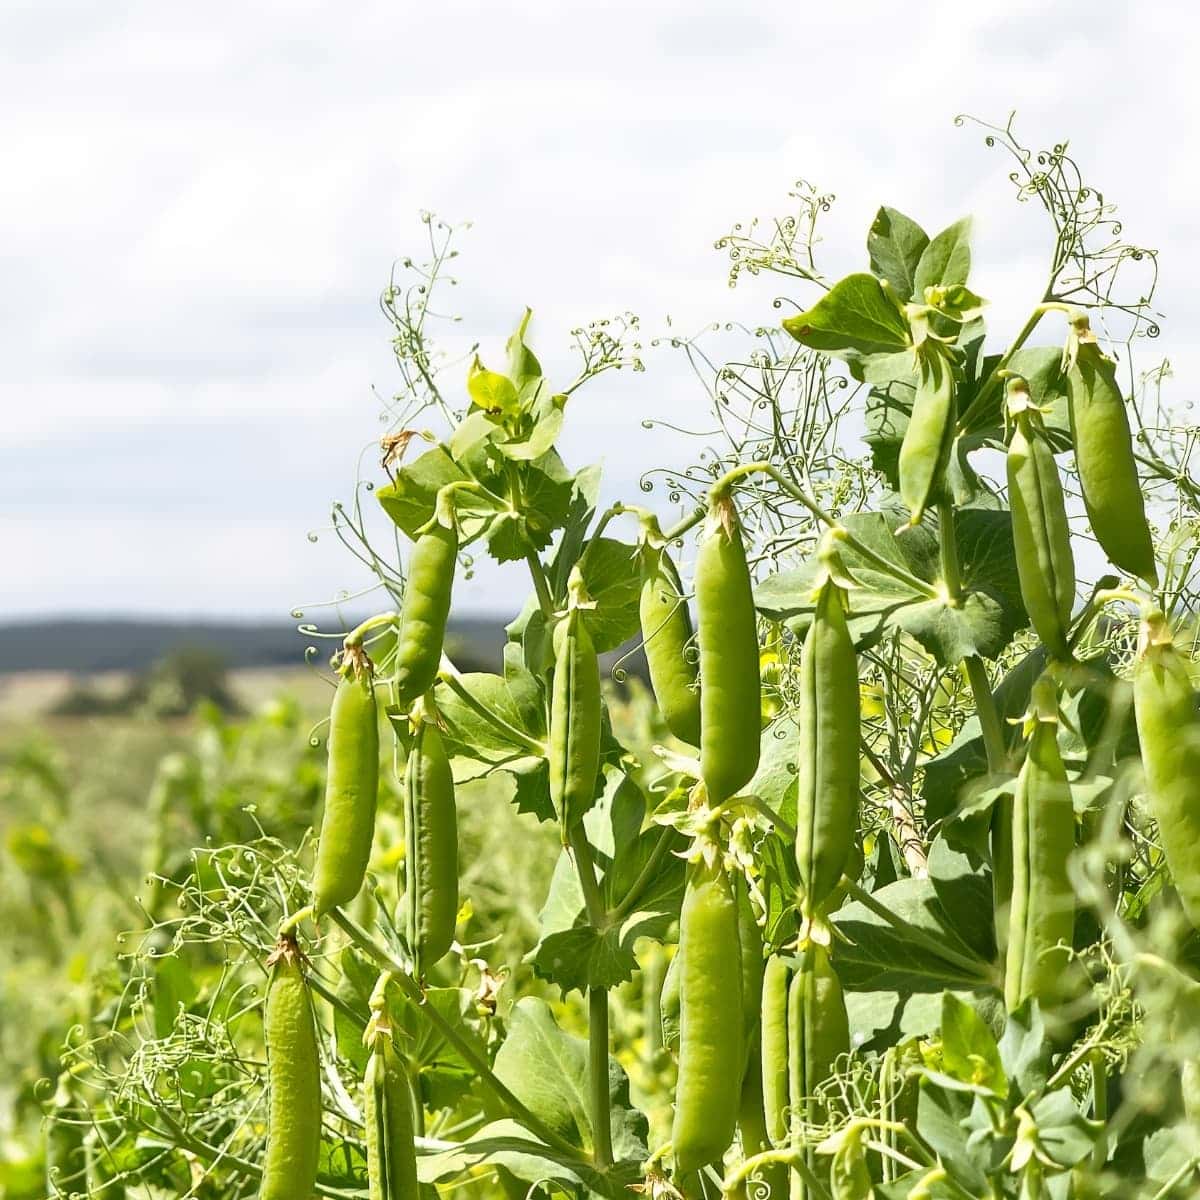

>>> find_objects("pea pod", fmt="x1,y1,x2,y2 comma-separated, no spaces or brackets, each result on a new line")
261,938,321,1200
394,514,458,707
672,855,743,1175
760,954,791,1147
1066,325,1156,584
548,603,602,841
660,947,681,1055
795,580,860,929
312,649,379,919
639,541,702,747
403,714,458,977
898,343,955,526
696,493,761,804
1006,386,1075,661
365,1027,419,1200
788,944,849,1197
1004,677,1076,1012
737,874,765,1070
1133,610,1200,927
45,1075,86,1199
736,1050,786,1200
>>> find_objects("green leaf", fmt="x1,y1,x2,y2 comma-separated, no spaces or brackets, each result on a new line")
914,1083,989,1195
783,273,911,359
927,830,995,962
940,993,1006,1097
1029,1088,1101,1168
913,217,972,294
395,986,485,1111
957,346,1070,444
467,355,520,419
998,1001,1052,1098
867,207,929,301
577,538,641,653
506,308,544,395
483,459,576,563
377,444,475,540
152,954,197,1040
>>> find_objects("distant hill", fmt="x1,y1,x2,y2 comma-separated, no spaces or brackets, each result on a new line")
0,616,510,676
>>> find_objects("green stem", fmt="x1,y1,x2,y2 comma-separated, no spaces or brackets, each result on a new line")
526,551,555,616
327,909,584,1163
841,881,995,984
936,501,962,603
278,905,313,937
962,656,1008,775
588,987,614,1167
344,612,399,649
1090,1052,1107,1174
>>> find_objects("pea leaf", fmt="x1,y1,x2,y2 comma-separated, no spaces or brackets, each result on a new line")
867,207,929,301
506,308,544,396
467,356,520,419
577,538,641,653
939,992,1006,1097
377,444,479,540
396,986,486,1112
913,216,972,294
783,273,911,358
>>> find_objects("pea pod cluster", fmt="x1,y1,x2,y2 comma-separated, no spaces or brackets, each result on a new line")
696,493,761,804
364,1022,419,1200
548,600,602,842
898,342,956,526
394,512,458,707
402,711,459,977
261,938,321,1200
1066,321,1157,584
1006,382,1076,661
671,853,744,1175
1133,610,1200,928
795,578,860,931
312,648,379,919
1004,677,1076,1012
639,540,702,747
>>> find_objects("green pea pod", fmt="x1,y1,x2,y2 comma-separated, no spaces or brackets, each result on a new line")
672,856,743,1175
760,954,791,1147
1004,678,1076,1012
788,944,849,1196
736,1047,787,1200
1006,399,1075,660
1134,611,1200,927
365,1030,419,1200
548,606,602,841
312,651,379,919
696,494,761,804
736,874,765,1073
261,938,321,1200
639,542,702,747
660,948,681,1055
45,1076,86,1199
795,580,860,928
403,717,458,977
395,517,458,707
1067,334,1156,584
898,344,955,526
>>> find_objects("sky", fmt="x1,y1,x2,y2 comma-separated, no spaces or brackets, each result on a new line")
3,0,1197,624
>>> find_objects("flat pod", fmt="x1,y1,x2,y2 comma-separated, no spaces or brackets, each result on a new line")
365,1034,419,1200
1067,340,1157,584
759,954,791,1147
795,580,861,925
1003,689,1076,1012
696,497,761,804
1133,615,1200,928
403,719,459,976
312,660,379,918
261,942,321,1200
548,607,602,837
898,347,955,526
1007,412,1075,660
671,857,743,1175
639,543,702,747
394,519,458,706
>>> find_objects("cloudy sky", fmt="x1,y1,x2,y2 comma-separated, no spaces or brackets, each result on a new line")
3,0,1196,623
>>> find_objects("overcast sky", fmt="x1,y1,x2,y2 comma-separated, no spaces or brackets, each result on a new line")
3,0,1196,624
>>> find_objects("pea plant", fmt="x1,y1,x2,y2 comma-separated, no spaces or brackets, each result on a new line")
48,117,1200,1200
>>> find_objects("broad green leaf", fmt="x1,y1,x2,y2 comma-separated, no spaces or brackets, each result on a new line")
957,346,1070,445
913,217,972,294
783,273,911,358
483,459,575,563
506,308,544,395
998,1001,1052,1098
576,538,641,653
152,954,197,1040
1029,1088,1101,1168
927,832,995,962
467,355,520,419
395,986,486,1111
377,444,476,540
914,1084,989,1195
940,993,1006,1097
867,206,929,301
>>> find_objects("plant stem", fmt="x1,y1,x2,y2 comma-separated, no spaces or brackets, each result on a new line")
526,550,555,615
344,612,399,648
326,909,583,1163
588,987,614,1167
936,501,962,602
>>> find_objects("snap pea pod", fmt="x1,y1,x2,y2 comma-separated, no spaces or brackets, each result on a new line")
403,714,458,977
660,948,681,1055
760,954,791,1148
898,343,956,526
1066,323,1157,584
737,873,765,1071
261,937,321,1200
365,1026,419,1200
548,604,602,842
394,514,458,707
1004,677,1076,1012
788,944,849,1199
1006,383,1075,661
795,579,861,929
1133,610,1200,928
312,648,379,919
672,855,744,1175
639,541,702,747
696,493,761,804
